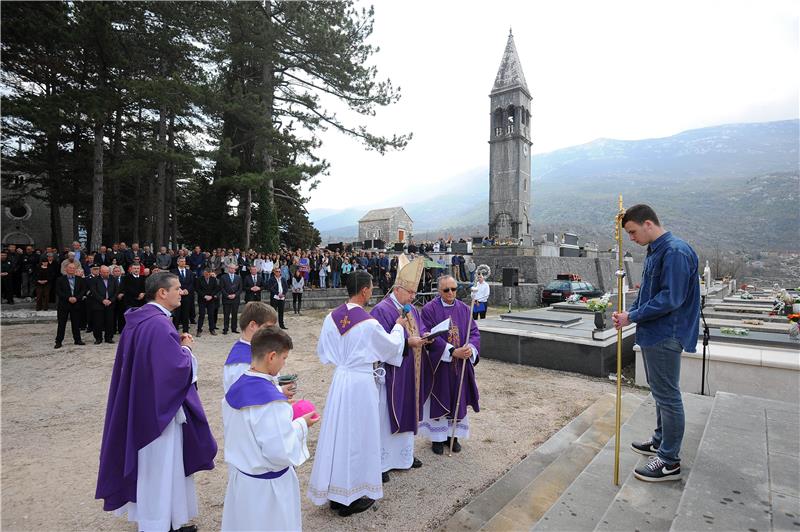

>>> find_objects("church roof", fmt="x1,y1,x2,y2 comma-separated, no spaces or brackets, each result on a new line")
492,29,529,94
359,206,412,223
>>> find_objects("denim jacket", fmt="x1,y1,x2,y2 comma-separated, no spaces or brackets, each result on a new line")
628,232,700,352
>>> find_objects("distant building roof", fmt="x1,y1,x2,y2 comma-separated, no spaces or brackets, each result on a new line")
358,207,413,223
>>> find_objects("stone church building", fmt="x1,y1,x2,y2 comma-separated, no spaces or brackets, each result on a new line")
358,206,413,244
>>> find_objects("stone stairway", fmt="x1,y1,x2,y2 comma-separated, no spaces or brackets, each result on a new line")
443,391,799,531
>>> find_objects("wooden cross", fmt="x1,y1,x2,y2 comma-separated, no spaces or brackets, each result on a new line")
339,315,351,330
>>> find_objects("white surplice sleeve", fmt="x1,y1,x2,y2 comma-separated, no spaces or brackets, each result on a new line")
252,401,309,469
368,321,405,367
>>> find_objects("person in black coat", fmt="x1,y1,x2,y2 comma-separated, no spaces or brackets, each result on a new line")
119,264,146,332
88,266,119,344
1,250,14,304
171,257,195,333
266,266,289,329
220,263,242,334
54,262,87,348
195,268,220,336
243,264,266,302
94,246,113,267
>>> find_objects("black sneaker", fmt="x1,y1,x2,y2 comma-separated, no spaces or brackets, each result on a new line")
631,439,659,456
432,441,444,455
634,456,681,482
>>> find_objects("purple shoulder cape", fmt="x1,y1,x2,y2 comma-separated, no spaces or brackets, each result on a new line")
95,303,217,511
330,303,373,335
370,297,432,434
420,297,480,421
225,340,251,366
226,374,286,409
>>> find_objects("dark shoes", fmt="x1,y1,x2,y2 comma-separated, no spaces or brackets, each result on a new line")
432,441,444,455
196,330,202,337
382,471,390,483
94,339,103,345
105,340,115,344
210,330,217,336
222,330,228,335
631,439,659,457
634,456,681,482
169,525,198,532
54,343,62,349
338,497,375,517
412,457,422,468
432,438,461,455
280,325,288,330
329,500,345,510
75,340,85,346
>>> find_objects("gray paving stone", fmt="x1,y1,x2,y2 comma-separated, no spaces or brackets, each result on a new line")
772,493,800,531
770,452,800,498
768,416,800,458
671,393,772,532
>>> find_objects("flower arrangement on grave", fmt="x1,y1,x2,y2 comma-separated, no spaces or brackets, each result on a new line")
565,293,581,303
720,327,749,336
586,293,612,312
787,314,800,342
739,291,754,300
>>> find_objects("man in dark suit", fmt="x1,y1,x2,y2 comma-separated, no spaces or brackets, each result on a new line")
266,266,289,330
171,257,195,333
195,268,220,336
220,263,242,334
54,262,87,348
88,265,119,344
120,264,146,332
243,264,265,302
94,245,112,267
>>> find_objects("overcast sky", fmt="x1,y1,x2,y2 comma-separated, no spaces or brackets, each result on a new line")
305,0,799,213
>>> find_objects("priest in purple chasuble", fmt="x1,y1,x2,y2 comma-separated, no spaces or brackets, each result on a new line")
370,255,433,479
96,272,217,531
420,274,480,455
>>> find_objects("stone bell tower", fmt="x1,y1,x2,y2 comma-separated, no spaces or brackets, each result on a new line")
488,29,532,245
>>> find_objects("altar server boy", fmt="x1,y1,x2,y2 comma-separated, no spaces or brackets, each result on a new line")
222,302,277,392
221,326,319,531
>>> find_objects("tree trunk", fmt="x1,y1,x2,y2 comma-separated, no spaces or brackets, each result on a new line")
90,120,105,252
49,195,62,249
132,175,141,243
168,113,178,248
155,102,167,249
242,187,252,250
144,174,154,247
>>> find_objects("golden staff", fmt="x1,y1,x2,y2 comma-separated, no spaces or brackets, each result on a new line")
449,291,477,456
613,195,626,485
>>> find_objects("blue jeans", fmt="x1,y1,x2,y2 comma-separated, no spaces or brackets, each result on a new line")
331,271,340,288
641,337,685,465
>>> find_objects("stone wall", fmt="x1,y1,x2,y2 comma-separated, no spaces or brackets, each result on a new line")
485,282,543,308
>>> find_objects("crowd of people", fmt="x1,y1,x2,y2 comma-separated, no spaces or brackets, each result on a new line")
1,240,485,349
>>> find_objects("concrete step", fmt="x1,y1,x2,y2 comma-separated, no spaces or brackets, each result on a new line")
670,392,799,532
442,393,619,531
594,393,714,531
478,393,644,531
532,394,659,531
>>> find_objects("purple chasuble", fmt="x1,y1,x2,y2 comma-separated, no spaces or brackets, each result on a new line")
370,297,432,434
95,304,217,511
225,340,251,365
226,374,287,409
330,303,373,335
421,297,480,421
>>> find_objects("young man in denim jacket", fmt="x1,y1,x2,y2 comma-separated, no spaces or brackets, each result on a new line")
613,204,699,482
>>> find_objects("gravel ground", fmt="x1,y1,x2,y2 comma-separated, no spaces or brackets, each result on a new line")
1,308,625,531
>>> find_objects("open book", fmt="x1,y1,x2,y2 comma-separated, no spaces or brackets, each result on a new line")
425,317,451,340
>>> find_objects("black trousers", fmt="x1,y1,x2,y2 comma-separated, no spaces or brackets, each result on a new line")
92,307,116,342
115,301,126,333
174,295,191,333
2,277,14,303
198,300,218,332
55,304,83,344
188,291,196,321
270,298,286,328
292,292,302,313
222,300,240,332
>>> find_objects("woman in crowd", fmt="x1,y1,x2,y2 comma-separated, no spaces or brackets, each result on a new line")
291,269,305,314
34,255,56,311
318,253,329,289
298,252,310,287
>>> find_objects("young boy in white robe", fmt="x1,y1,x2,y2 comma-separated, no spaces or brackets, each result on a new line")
221,326,319,532
223,302,279,392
